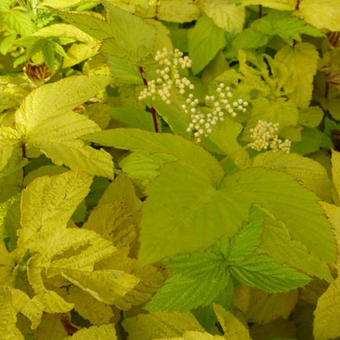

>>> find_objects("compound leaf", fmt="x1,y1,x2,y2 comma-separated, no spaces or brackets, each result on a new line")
146,238,230,311
222,168,336,264
18,171,92,251
15,76,113,178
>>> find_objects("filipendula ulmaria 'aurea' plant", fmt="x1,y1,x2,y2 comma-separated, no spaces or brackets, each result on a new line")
1,0,340,339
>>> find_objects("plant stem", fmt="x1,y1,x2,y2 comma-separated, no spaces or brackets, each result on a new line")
21,143,26,159
138,66,159,132
21,143,26,178
296,0,300,10
325,81,329,99
259,5,263,18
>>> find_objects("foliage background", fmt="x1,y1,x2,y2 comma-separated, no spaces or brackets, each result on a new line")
1,0,340,339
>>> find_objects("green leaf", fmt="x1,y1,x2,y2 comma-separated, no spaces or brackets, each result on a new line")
208,116,250,169
291,128,323,155
122,311,204,340
120,152,176,184
18,171,92,251
236,287,299,325
87,130,335,266
332,150,340,200
0,9,34,37
40,0,95,9
157,331,225,339
296,0,340,31
198,0,246,33
0,127,21,173
213,304,251,340
0,76,32,113
2,194,20,251
28,38,60,70
107,56,143,85
137,160,231,265
15,75,113,178
0,195,19,240
299,106,324,128
146,271,230,312
16,171,140,318
0,286,24,340
102,0,157,62
0,32,16,55
63,324,117,339
230,255,311,292
253,151,332,202
157,0,200,23
109,107,156,131
60,286,114,326
34,314,68,340
11,288,43,329
275,43,319,108
61,269,139,305
251,10,324,44
258,211,333,282
314,276,340,340
228,206,264,263
327,99,340,121
188,16,226,75
52,10,113,40
240,0,295,10
86,128,224,183
232,28,269,50
146,238,230,311
153,100,190,138
222,168,336,264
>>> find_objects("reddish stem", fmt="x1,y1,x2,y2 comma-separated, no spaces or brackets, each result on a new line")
138,66,159,133
295,0,300,10
21,143,26,159
61,315,78,336
138,66,148,86
325,81,329,99
21,143,26,178
259,5,263,18
293,39,297,47
150,107,159,132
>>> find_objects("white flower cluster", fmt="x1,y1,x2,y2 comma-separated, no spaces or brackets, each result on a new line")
184,83,248,143
138,48,249,144
138,48,194,104
249,120,291,153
